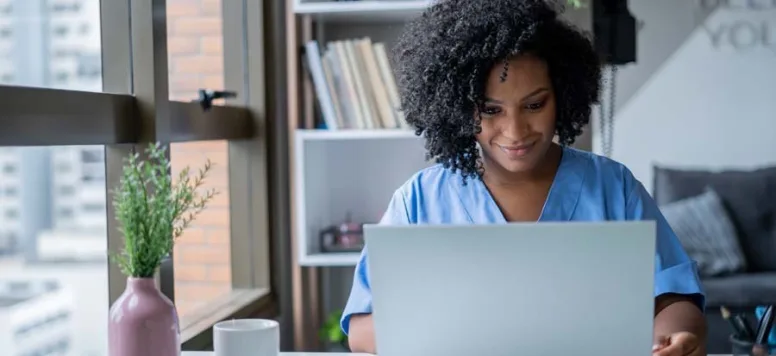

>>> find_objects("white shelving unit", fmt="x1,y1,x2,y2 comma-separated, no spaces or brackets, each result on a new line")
294,0,431,22
293,129,430,266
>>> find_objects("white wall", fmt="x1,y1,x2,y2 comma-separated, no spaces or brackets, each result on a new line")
593,2,776,193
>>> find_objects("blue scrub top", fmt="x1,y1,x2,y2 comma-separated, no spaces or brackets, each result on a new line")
341,145,705,334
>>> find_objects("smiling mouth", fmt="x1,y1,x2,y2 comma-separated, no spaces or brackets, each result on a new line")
498,142,535,159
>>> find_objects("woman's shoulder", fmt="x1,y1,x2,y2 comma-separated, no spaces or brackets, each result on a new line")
394,163,457,199
562,146,642,197
565,146,636,180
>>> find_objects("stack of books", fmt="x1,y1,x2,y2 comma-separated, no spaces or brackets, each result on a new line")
304,38,410,131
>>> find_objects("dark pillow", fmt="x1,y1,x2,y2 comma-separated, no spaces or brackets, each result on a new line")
653,166,776,272
660,189,747,277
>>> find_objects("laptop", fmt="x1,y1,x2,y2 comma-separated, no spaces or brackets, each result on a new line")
364,221,656,356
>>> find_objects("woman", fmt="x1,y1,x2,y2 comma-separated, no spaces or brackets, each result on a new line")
342,0,706,355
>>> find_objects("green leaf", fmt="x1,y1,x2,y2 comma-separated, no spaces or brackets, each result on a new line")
110,142,217,278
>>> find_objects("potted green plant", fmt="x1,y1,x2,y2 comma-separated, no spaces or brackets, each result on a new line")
108,143,216,356
320,310,349,352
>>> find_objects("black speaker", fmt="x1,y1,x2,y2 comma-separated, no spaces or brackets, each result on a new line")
592,0,637,65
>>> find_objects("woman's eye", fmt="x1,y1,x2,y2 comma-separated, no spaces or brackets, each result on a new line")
525,101,545,112
482,106,501,115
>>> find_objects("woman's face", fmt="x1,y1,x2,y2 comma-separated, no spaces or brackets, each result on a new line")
475,54,557,175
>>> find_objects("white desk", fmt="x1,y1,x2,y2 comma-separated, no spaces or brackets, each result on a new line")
182,353,730,356
183,353,373,356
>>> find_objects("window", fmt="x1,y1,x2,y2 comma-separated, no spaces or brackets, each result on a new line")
166,0,234,322
2,163,16,174
5,187,18,197
2,0,274,352
52,25,69,37
82,202,103,213
5,209,18,219
171,141,231,317
0,146,108,356
80,148,102,164
58,186,75,196
57,207,74,219
4,0,100,91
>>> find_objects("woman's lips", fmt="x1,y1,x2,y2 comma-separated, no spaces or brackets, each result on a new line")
498,142,535,159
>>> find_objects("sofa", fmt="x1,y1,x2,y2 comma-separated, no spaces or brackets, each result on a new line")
652,165,776,354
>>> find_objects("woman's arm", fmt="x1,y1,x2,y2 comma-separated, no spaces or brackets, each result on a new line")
348,314,377,354
341,189,411,353
622,173,707,353
654,293,707,347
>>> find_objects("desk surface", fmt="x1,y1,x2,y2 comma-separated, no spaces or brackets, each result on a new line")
183,353,373,356
182,353,732,356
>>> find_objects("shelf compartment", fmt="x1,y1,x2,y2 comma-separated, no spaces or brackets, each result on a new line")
293,129,430,267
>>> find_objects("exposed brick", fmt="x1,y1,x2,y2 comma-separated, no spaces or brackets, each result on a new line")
172,150,229,173
177,227,206,243
207,265,231,283
202,74,224,90
201,0,221,16
167,0,201,16
170,91,198,102
178,244,231,264
192,207,230,228
206,189,229,208
173,17,222,36
206,229,230,245
174,264,207,281
174,56,224,75
201,36,223,55
168,37,200,55
168,77,203,100
173,140,228,153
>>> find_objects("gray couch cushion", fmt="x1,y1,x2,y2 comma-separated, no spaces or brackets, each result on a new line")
702,272,776,307
660,189,747,277
653,166,776,272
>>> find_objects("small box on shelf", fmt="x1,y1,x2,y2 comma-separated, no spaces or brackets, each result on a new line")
294,128,430,267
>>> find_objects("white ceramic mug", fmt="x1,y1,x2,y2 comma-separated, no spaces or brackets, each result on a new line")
213,319,280,356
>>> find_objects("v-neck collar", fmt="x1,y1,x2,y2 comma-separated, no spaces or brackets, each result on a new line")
451,146,588,224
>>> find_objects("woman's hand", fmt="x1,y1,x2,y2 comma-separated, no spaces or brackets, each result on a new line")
348,314,377,354
652,331,703,356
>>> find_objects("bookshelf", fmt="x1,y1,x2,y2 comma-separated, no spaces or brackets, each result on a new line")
289,1,432,270
286,1,434,349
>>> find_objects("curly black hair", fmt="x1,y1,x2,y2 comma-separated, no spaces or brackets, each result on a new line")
394,0,602,182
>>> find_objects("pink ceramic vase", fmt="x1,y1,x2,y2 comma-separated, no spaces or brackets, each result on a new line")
109,278,181,356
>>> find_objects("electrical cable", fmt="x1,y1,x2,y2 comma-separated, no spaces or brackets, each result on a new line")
597,64,618,157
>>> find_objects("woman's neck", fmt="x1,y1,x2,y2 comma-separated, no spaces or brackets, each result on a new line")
481,144,563,188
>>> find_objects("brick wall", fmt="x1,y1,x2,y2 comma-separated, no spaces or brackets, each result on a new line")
167,0,231,317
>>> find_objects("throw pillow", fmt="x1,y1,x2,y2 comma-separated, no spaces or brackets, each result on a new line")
660,188,747,277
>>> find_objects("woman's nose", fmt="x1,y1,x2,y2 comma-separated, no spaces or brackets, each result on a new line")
502,114,531,140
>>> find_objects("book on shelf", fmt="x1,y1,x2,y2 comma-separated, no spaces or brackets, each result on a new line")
303,38,410,131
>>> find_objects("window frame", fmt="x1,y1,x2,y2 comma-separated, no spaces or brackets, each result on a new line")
1,0,281,350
